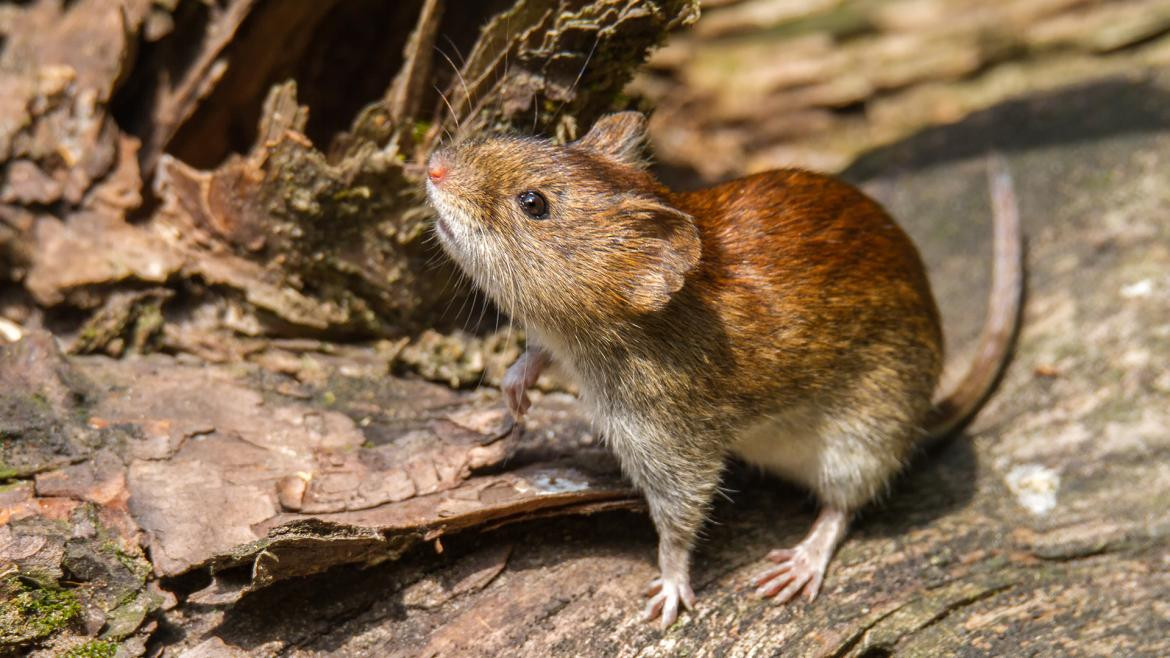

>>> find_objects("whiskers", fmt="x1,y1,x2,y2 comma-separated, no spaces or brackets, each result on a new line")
428,36,472,150
436,46,473,128
551,32,601,133
433,83,460,139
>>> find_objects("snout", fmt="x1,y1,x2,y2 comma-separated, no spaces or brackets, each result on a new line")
427,151,450,186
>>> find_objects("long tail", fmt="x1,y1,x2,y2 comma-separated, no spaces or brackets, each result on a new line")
923,154,1025,442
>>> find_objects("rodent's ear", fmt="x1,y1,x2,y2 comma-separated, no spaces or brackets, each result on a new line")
574,112,647,168
614,196,701,313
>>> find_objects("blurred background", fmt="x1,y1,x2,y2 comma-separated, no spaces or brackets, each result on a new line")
638,0,1170,179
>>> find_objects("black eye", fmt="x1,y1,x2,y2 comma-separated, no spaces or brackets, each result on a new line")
516,190,548,219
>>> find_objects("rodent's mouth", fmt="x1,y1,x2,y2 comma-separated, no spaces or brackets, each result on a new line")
426,183,456,243
433,216,454,241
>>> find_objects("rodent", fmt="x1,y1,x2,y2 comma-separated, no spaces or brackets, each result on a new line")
424,112,1023,629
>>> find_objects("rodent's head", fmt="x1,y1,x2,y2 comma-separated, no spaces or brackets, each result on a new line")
425,112,700,331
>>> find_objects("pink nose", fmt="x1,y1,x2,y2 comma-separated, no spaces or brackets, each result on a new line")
427,156,448,184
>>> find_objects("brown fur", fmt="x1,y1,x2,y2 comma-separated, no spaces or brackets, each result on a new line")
424,112,1021,626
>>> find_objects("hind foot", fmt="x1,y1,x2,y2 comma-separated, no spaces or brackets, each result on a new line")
753,507,849,604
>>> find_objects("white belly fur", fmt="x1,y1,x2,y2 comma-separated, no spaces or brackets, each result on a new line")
731,406,902,509
733,409,825,491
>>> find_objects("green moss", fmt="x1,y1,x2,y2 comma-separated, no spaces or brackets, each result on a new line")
78,325,101,342
754,1,875,41
29,392,52,412
412,120,432,143
96,539,151,585
0,577,81,645
115,549,151,583
0,479,26,492
332,186,372,202
62,640,119,658
106,585,166,640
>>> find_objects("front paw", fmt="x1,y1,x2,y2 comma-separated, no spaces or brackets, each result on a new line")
642,577,696,630
502,349,548,421
501,367,532,420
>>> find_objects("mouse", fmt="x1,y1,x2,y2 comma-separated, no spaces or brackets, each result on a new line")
423,111,1023,629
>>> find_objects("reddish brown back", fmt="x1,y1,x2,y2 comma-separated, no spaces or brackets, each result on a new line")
664,170,944,415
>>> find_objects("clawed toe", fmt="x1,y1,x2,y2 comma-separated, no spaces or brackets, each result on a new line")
752,548,825,604
644,578,663,597
756,568,810,603
641,592,664,621
640,577,695,630
642,590,677,629
766,548,794,562
752,562,791,588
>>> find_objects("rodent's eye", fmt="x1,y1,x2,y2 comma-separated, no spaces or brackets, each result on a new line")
516,190,549,219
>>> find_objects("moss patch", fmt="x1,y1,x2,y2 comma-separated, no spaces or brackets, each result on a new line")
62,639,119,658
0,576,81,647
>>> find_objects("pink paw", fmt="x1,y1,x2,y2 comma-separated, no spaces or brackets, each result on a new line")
642,577,696,630
752,546,826,604
501,367,531,420
501,350,548,421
